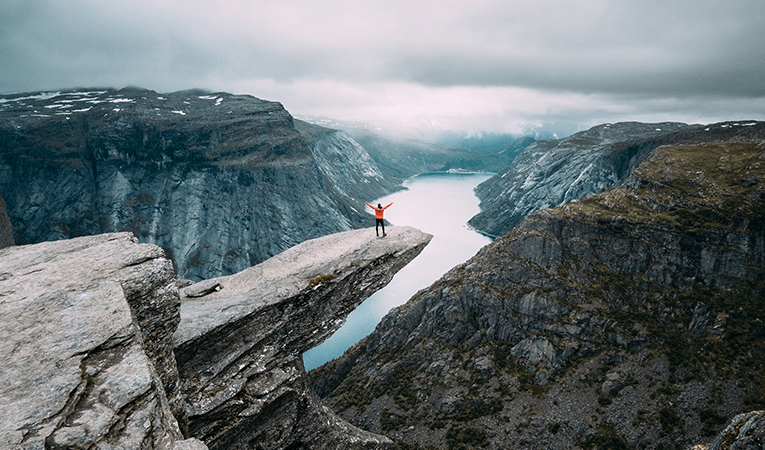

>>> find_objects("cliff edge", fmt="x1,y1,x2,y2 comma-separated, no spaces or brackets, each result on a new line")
0,226,431,449
174,226,432,449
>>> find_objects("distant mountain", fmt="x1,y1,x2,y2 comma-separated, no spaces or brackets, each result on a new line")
311,125,765,449
429,131,520,153
297,116,524,180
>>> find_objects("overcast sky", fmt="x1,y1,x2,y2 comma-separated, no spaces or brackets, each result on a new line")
2,0,764,134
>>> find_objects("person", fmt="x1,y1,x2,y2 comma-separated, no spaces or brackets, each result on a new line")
366,201,393,237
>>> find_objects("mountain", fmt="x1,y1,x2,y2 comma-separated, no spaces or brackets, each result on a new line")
0,88,401,281
468,122,688,237
468,121,765,238
311,133,765,449
294,119,400,200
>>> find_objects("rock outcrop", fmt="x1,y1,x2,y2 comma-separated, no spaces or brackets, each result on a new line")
0,232,204,449
705,410,765,450
0,225,431,449
174,226,432,449
0,193,12,248
0,88,396,281
468,121,765,237
313,140,765,449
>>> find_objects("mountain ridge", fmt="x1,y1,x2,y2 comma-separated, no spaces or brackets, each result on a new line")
468,120,765,238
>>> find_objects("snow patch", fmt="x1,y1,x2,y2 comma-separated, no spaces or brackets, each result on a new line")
0,91,62,103
68,91,106,97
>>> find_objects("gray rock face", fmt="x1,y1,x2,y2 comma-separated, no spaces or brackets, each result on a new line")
468,121,765,237
174,226,432,449
295,120,400,202
314,140,765,449
0,233,201,449
0,194,12,248
0,88,395,281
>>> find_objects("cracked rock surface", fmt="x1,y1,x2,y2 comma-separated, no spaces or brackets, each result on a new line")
0,232,203,449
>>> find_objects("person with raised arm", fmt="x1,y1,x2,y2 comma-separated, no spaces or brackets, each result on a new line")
366,202,393,237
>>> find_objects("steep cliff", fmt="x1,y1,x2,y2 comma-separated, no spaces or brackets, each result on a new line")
0,88,394,281
294,120,401,201
0,233,204,449
1,225,432,449
312,140,765,449
468,121,765,238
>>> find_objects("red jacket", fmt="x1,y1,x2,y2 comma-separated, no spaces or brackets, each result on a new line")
366,202,392,219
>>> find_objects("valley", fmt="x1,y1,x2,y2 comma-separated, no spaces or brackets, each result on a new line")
311,126,765,450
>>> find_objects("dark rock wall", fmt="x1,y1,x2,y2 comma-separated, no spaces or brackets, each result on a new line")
0,194,12,248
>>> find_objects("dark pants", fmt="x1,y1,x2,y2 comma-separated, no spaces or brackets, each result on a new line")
376,218,385,236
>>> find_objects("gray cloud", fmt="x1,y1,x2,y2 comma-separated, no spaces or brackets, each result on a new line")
1,0,764,133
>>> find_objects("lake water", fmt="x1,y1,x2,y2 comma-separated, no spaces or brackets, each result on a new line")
302,172,494,371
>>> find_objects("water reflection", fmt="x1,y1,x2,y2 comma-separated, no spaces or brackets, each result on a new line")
303,172,494,370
